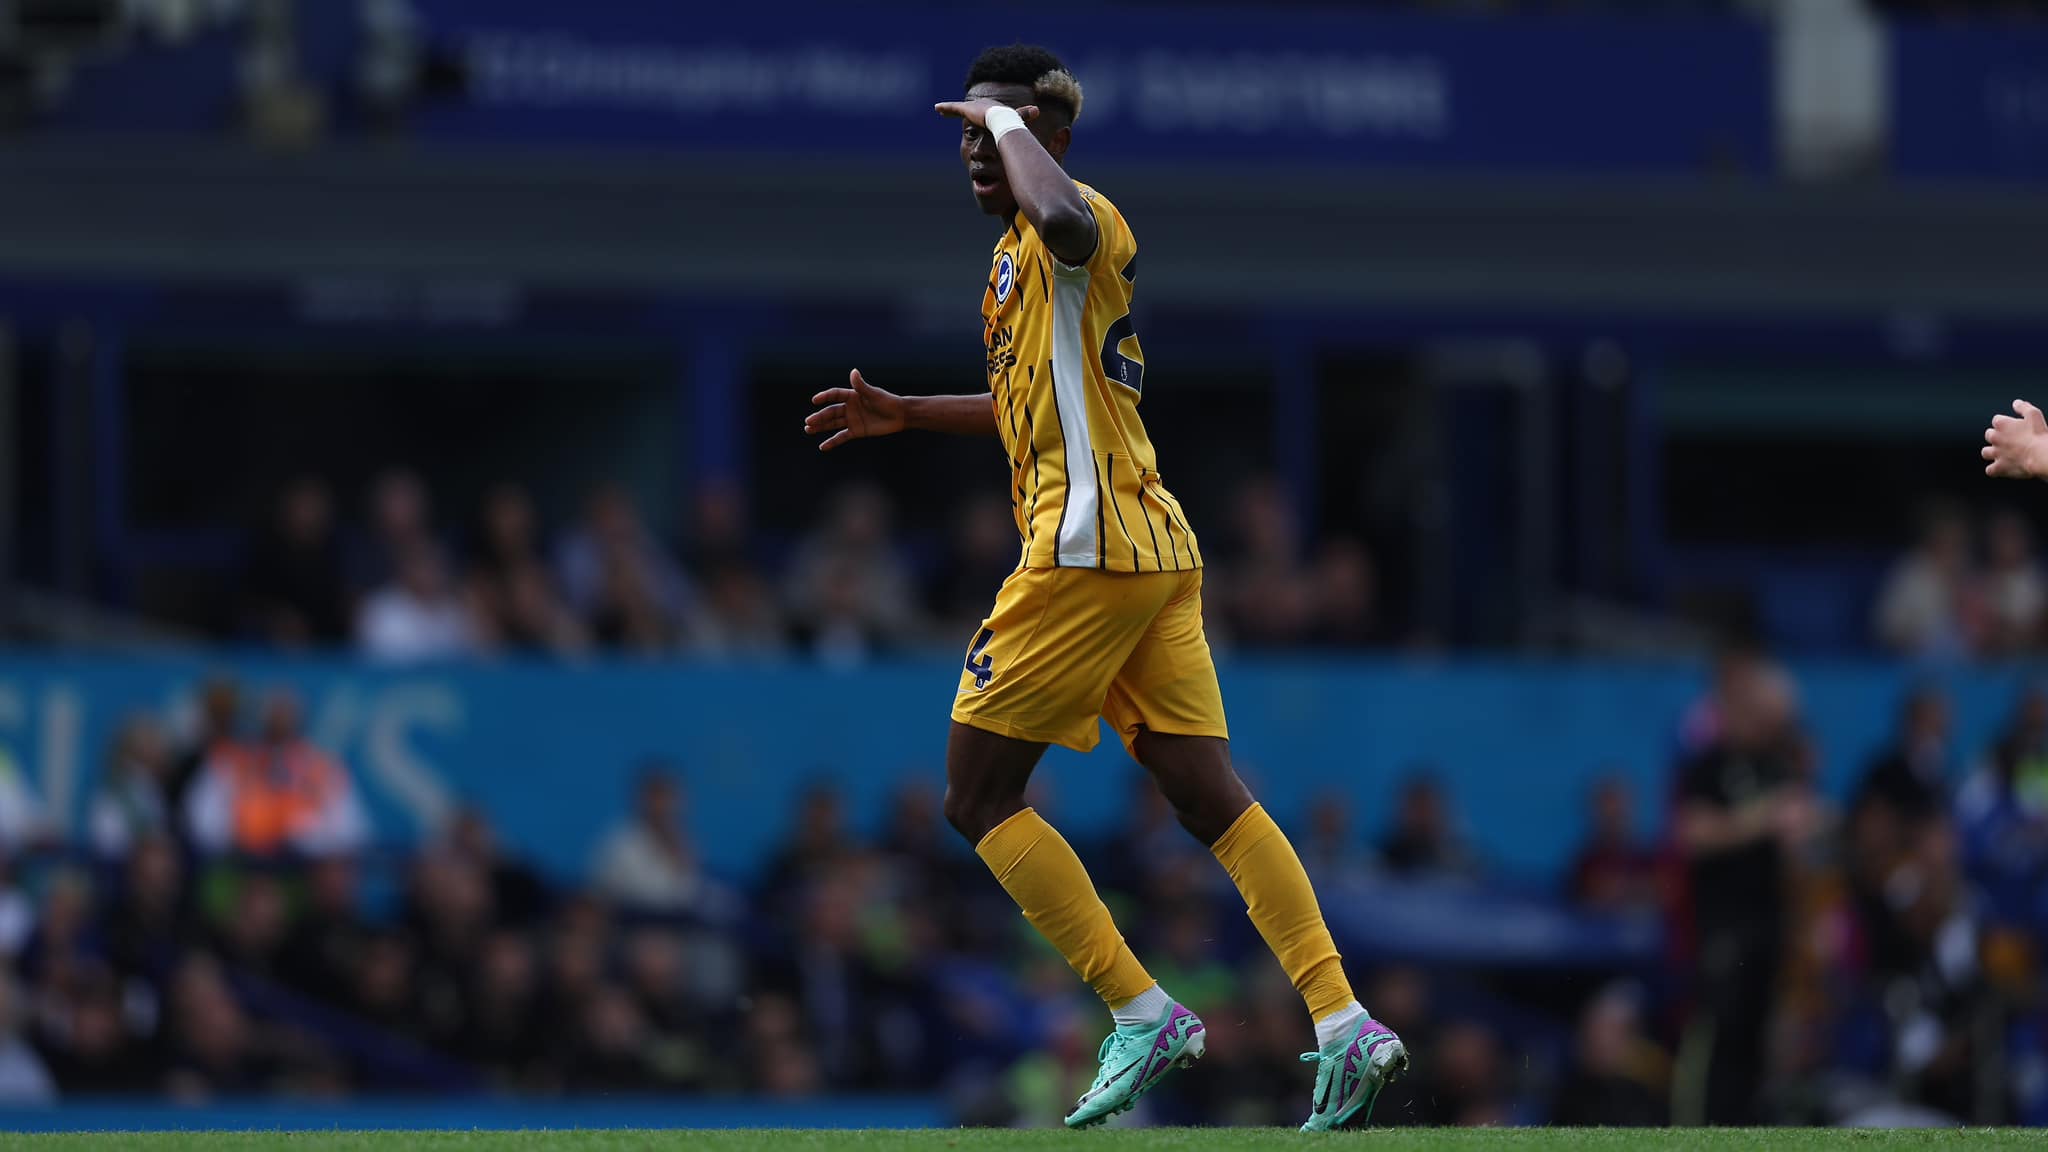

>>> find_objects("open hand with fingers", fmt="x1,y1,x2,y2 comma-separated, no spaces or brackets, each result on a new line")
805,369,907,452
1984,399,2048,480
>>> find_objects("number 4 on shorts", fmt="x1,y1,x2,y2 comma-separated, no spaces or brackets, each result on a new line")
966,628,996,690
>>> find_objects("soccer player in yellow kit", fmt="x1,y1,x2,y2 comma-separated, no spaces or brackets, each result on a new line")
804,44,1407,1129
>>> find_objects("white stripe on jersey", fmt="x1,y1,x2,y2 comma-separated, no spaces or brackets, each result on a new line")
1049,260,1098,568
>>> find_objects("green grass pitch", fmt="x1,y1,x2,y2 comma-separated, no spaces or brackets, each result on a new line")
0,1130,2035,1151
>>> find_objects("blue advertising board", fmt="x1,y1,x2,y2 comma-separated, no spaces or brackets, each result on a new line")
0,656,2029,884
1893,20,2048,180
46,4,1770,174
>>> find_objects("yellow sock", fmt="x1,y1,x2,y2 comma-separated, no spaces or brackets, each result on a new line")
1211,803,1354,1019
976,807,1156,1009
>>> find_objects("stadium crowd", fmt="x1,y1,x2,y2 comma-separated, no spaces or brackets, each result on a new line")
0,655,2038,1125
236,470,1391,664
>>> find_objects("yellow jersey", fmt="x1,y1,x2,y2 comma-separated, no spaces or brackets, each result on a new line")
981,182,1203,572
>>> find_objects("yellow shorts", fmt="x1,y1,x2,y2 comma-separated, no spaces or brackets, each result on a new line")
950,566,1229,755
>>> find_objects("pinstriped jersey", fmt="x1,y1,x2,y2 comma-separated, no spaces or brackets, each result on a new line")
981,182,1203,572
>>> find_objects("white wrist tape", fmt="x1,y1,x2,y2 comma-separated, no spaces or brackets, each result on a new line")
984,104,1028,143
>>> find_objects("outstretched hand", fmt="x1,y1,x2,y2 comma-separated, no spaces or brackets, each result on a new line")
935,99,1039,129
1984,398,2048,480
806,369,906,452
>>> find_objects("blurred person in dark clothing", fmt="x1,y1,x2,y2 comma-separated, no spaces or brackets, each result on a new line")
353,468,437,595
561,985,658,1093
244,475,349,648
166,677,240,816
89,716,176,859
759,783,852,918
1671,653,1821,1126
1379,773,1482,880
1858,685,1955,829
1219,477,1314,647
1307,536,1382,648
446,805,550,928
1382,1019,1508,1127
347,931,422,1041
1566,776,1660,914
466,482,588,657
935,495,1026,638
538,897,610,1039
1297,788,1376,890
757,873,892,1090
620,928,719,1091
211,870,293,982
106,834,194,986
1551,984,1668,1127
455,929,547,1090
20,869,104,996
163,954,273,1100
592,768,720,917
35,964,150,1097
743,992,823,1098
401,849,495,1046
698,559,790,658
277,855,369,1005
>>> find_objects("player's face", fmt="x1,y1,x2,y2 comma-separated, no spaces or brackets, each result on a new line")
960,81,1036,218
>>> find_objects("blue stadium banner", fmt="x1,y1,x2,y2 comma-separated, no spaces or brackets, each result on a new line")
398,2,1770,172
0,656,2025,884
1893,21,2048,180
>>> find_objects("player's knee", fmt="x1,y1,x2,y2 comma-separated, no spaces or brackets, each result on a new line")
943,784,996,844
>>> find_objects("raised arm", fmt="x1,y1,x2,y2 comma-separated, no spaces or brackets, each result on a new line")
936,99,1097,268
806,369,995,452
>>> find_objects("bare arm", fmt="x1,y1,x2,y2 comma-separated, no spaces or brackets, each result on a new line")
805,369,994,451
935,99,1097,268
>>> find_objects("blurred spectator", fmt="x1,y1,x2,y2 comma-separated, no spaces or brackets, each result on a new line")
556,484,705,654
1298,788,1377,889
1306,536,1382,648
402,849,496,1046
1551,984,1667,1126
784,484,924,663
593,768,718,916
353,468,437,595
1857,685,1955,830
106,835,192,984
212,871,293,982
184,691,371,858
277,856,366,1004
454,929,545,1089
162,955,279,1100
563,984,657,1093
1671,653,1821,1125
1406,1019,1511,1127
681,476,756,576
620,928,717,1091
1220,477,1314,647
89,716,175,859
356,540,478,663
1876,504,1983,659
0,740,51,855
347,931,421,1040
467,483,588,657
167,677,240,815
1955,686,2048,933
935,495,1022,638
35,964,149,1097
760,783,853,916
1566,776,1660,914
244,475,350,648
0,971,52,1103
757,872,891,1090
446,806,550,928
20,869,104,995
1982,509,2046,655
1379,773,1481,879
697,560,789,659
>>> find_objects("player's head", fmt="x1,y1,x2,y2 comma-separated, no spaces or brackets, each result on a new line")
960,43,1083,217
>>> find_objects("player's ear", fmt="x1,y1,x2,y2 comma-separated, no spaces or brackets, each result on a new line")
1044,123,1072,161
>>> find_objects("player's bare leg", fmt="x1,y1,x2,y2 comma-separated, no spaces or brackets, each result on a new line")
1133,729,1409,1130
944,721,1205,1126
